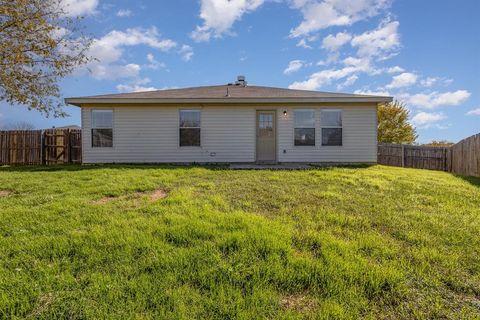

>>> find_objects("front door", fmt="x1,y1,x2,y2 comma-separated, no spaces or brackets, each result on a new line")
256,111,276,163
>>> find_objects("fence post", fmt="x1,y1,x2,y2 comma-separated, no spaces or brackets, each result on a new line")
6,132,10,165
23,131,26,165
401,144,405,167
443,148,447,172
448,148,452,172
41,130,46,165
67,129,72,164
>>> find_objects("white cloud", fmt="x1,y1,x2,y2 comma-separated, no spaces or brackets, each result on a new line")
342,56,372,69
191,0,265,42
386,66,404,73
317,52,340,65
190,0,391,42
94,27,177,54
351,20,400,60
284,60,305,74
420,77,453,87
400,90,471,109
288,69,344,90
354,89,390,96
290,0,390,38
292,18,401,91
297,39,312,49
386,72,417,89
92,64,141,80
321,32,352,51
466,108,480,116
116,78,158,93
179,45,194,61
289,56,374,90
84,27,177,80
289,66,359,90
146,53,166,70
61,0,99,17
420,77,437,88
116,9,132,17
296,35,318,49
337,74,358,89
411,112,447,128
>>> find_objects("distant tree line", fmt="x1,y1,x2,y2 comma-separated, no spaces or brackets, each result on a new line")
1,121,35,130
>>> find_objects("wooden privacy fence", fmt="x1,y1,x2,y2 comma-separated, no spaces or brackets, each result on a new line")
0,129,81,165
378,144,449,171
0,130,43,165
1,128,478,177
447,133,480,177
378,133,480,177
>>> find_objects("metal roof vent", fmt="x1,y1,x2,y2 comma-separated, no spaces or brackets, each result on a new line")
235,75,247,86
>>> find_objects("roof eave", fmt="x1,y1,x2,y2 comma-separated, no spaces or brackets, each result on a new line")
65,96,393,106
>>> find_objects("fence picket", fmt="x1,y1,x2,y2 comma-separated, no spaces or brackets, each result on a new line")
379,133,480,177
0,129,81,165
449,133,480,177
0,129,478,176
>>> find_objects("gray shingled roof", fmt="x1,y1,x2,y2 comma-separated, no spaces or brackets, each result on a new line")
65,85,392,105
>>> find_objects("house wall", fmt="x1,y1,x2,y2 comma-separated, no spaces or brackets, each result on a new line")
80,103,377,163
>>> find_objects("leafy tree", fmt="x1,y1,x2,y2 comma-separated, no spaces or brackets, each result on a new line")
0,0,92,117
378,100,417,144
423,140,454,147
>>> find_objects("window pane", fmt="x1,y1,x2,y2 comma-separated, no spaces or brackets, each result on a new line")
294,110,315,128
322,111,342,127
322,128,342,146
295,128,315,146
180,128,200,146
92,110,113,128
92,129,113,147
180,111,200,127
259,114,273,129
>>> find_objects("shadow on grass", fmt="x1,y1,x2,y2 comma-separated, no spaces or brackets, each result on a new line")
310,163,375,170
0,163,375,173
456,175,480,188
0,163,230,173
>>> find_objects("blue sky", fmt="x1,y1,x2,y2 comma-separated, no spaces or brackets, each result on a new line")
1,0,479,143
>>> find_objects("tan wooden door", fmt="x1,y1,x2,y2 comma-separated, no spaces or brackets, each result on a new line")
256,111,276,163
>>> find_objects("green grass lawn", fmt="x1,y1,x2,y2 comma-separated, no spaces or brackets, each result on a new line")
0,165,479,319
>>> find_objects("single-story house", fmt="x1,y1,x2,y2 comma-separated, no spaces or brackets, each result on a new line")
65,77,392,164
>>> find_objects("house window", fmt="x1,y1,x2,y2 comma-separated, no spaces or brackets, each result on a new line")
91,110,113,147
321,110,342,146
179,110,201,146
294,110,315,146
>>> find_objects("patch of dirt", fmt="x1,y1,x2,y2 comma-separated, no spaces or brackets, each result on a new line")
92,195,118,204
91,189,167,205
27,292,54,318
150,189,167,201
0,190,11,197
280,294,316,313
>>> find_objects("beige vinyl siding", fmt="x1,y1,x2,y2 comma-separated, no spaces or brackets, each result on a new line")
81,106,255,163
277,105,377,162
81,103,377,163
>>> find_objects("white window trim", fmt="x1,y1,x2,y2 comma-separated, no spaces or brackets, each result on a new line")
179,109,202,148
91,109,114,148
293,109,316,147
321,109,343,147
